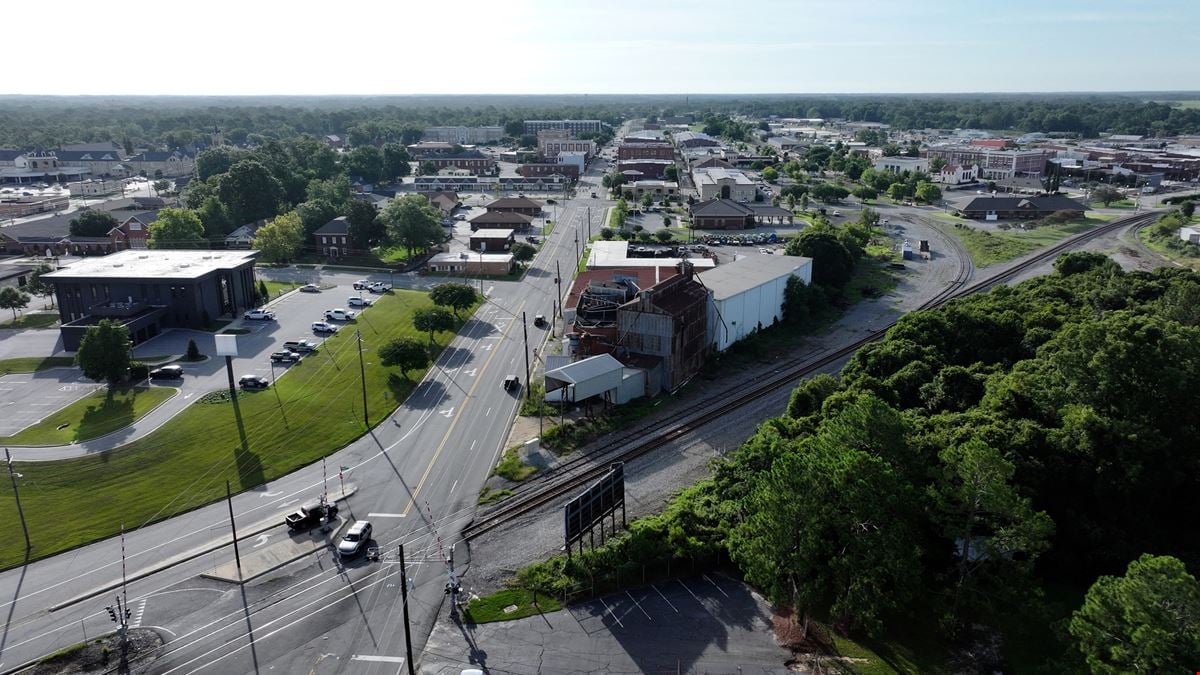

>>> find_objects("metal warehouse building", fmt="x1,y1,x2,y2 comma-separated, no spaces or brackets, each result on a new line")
698,252,813,352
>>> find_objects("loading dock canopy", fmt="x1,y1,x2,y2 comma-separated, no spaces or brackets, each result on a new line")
544,354,625,400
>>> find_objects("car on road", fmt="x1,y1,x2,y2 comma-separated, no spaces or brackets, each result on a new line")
503,374,520,391
533,314,547,328
337,520,373,558
299,284,321,293
270,350,301,363
243,309,276,321
324,308,357,321
283,339,317,353
353,280,371,290
832,210,841,217
286,500,338,531
454,213,467,220
149,365,184,380
347,296,372,308
311,321,338,334
239,374,270,390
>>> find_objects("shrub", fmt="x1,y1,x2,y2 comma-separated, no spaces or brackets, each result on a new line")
185,339,202,361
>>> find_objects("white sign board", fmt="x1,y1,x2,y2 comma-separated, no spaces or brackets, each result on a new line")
215,334,238,357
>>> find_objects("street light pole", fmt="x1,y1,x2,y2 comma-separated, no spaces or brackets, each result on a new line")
4,448,30,553
522,312,531,400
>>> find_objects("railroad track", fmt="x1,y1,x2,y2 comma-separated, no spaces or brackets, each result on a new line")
461,210,1161,541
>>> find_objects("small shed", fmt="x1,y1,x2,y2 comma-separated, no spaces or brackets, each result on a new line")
544,354,643,406
469,228,515,252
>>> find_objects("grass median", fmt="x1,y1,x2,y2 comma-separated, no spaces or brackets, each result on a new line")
0,289,474,570
0,386,176,446
0,356,75,376
0,312,59,329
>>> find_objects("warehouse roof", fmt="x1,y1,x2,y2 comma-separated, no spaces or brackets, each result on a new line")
697,253,813,301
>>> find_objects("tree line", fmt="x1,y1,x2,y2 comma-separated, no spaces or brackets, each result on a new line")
513,255,1200,671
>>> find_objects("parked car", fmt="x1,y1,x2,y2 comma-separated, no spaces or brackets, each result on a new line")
270,350,301,363
149,365,184,380
243,309,276,321
239,374,270,390
325,308,357,321
353,280,371,290
311,321,338,334
347,296,372,308
286,500,337,531
367,282,391,293
454,213,468,220
299,284,321,293
282,339,317,353
337,520,373,558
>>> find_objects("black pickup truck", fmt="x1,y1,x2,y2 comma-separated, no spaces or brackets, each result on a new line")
285,500,338,531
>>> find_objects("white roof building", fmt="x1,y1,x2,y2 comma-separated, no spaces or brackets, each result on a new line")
697,252,814,352
586,241,715,270
544,353,645,405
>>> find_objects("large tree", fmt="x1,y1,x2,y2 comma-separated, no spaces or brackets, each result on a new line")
511,241,536,263
380,143,412,182
75,319,132,385
25,263,55,309
1092,185,1124,207
253,212,305,264
914,181,942,204
377,337,429,378
412,307,456,344
1069,554,1200,674
428,282,477,317
196,195,233,238
194,145,247,181
343,146,384,183
0,287,30,321
930,438,1054,634
728,395,923,637
379,195,443,255
148,208,206,249
216,159,283,225
69,210,119,237
346,200,386,249
785,230,855,289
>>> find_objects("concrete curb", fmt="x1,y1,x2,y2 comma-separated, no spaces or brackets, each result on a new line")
47,486,358,613
200,517,351,584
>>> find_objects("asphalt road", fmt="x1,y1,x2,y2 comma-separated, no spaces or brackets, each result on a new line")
0,155,613,673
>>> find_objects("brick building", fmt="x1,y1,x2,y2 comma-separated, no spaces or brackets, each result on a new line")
618,142,674,160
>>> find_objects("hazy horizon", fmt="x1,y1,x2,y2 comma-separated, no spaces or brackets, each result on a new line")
5,0,1196,97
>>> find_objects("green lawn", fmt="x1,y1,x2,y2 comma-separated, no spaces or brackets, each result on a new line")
0,386,176,446
0,356,75,376
0,290,472,570
542,220,556,236
1139,227,1200,271
1089,199,1134,209
375,245,414,264
492,446,536,481
463,587,561,623
261,280,301,300
946,218,1104,267
0,313,59,329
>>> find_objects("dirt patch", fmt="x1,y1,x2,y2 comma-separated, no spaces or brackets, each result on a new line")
30,628,164,674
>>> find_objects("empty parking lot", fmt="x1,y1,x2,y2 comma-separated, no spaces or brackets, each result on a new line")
0,369,104,437
422,574,790,675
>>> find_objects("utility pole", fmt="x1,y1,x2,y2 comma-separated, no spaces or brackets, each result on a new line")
4,448,30,553
554,260,562,319
226,480,242,575
521,312,531,400
398,544,416,675
356,330,369,427
574,233,579,265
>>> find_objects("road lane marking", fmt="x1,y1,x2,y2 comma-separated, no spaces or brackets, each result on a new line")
351,655,406,663
703,573,731,598
367,513,406,518
599,596,625,628
401,299,527,516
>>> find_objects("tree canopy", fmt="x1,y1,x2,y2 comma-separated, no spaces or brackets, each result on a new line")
148,208,205,249
380,195,443,255
75,319,132,385
253,212,305,264
68,210,118,238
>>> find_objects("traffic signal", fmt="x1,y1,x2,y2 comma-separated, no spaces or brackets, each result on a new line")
106,606,117,623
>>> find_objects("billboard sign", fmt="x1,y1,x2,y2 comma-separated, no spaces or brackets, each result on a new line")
564,462,625,548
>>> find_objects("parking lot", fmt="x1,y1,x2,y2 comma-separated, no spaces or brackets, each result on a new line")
0,369,104,436
423,574,790,675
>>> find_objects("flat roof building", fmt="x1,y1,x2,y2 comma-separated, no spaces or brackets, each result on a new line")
524,120,603,135
43,249,259,350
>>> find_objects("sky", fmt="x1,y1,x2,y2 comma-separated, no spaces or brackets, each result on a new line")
4,0,1197,96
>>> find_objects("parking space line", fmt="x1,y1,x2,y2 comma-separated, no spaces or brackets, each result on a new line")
677,579,716,617
598,597,625,628
651,584,679,613
626,591,651,621
702,573,731,598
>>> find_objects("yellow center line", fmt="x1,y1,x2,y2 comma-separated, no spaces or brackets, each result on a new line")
401,299,527,515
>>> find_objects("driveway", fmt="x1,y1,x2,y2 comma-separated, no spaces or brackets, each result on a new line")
421,574,791,675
